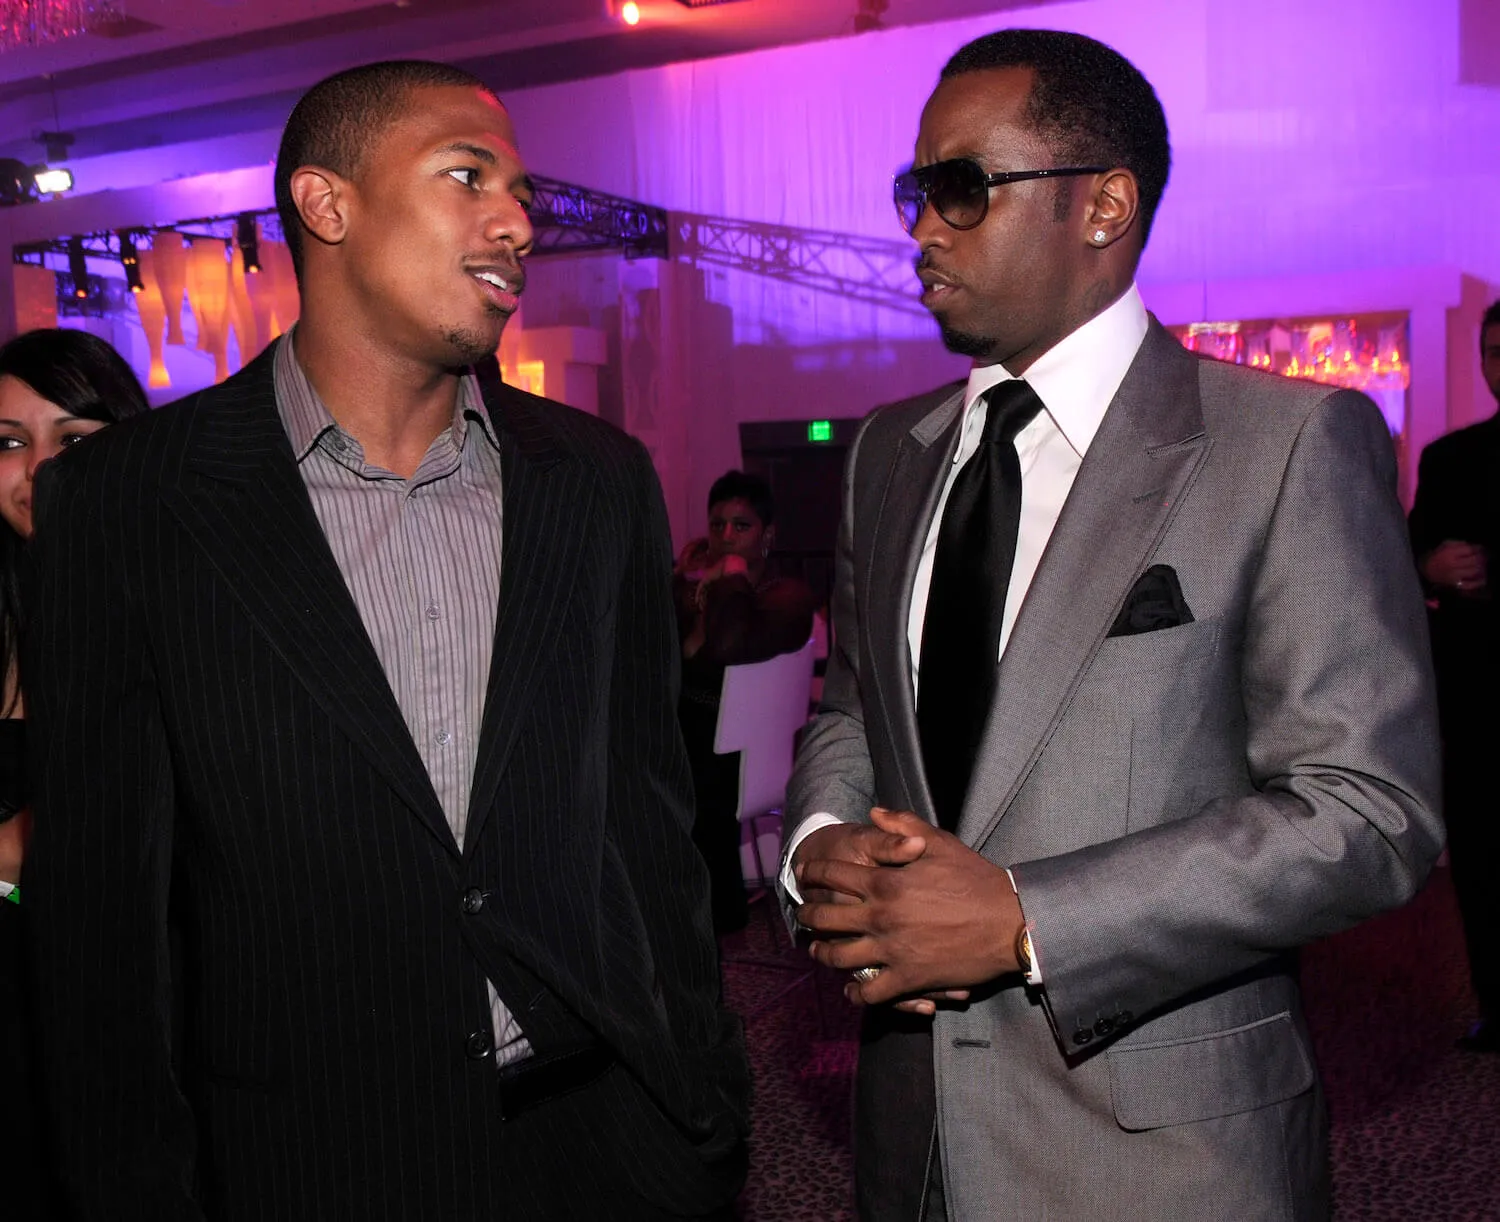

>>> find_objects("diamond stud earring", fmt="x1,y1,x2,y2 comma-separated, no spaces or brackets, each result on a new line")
1093,229,1107,243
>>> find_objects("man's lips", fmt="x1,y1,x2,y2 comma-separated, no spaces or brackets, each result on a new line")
468,265,526,313
916,263,960,309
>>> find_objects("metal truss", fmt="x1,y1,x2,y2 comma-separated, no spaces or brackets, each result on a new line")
12,180,927,318
12,178,666,265
528,175,669,259
670,212,926,316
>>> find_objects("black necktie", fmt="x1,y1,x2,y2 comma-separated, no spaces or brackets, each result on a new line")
917,379,1044,831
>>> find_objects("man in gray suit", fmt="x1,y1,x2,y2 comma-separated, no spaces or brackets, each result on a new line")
783,28,1443,1221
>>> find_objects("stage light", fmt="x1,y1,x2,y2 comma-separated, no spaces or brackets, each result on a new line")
33,167,73,195
621,1,640,23
68,236,89,299
119,231,143,293
236,213,261,274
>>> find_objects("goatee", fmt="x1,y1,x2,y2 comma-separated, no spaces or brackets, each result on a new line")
938,321,995,360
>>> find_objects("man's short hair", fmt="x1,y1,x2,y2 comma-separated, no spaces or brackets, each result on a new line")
1482,300,1500,344
708,470,775,527
274,60,497,278
940,29,1171,245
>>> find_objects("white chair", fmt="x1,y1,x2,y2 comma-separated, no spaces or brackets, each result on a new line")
713,638,817,890
712,639,825,1023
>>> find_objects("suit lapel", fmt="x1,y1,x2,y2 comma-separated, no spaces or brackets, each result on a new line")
866,384,965,822
957,322,1212,847
461,363,593,857
160,341,455,855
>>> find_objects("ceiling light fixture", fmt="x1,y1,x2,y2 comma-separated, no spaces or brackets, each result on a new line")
236,212,261,274
0,157,72,205
32,166,72,194
67,236,89,299
621,0,640,24
119,230,142,293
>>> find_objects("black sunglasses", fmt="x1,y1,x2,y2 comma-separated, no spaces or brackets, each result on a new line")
893,158,1109,234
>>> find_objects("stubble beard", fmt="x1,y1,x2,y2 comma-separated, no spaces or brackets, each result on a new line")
441,305,506,365
938,319,996,360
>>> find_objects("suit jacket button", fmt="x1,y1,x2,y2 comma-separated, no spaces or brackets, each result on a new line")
462,888,485,915
465,1031,493,1060
1116,1010,1134,1027
1072,1028,1094,1047
1093,1017,1115,1037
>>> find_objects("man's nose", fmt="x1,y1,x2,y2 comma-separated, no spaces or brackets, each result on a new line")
487,194,535,258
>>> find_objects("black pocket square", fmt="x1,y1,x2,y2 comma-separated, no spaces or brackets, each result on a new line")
1108,564,1194,637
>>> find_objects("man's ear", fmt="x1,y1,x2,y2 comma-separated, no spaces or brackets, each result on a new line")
288,166,351,252
1084,168,1140,248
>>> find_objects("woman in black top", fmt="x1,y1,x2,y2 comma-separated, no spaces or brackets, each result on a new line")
0,329,148,1218
673,471,815,935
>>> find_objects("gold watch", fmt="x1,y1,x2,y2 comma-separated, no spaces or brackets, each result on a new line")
1014,925,1033,976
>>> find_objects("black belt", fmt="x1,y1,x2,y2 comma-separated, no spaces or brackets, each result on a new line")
496,1043,615,1120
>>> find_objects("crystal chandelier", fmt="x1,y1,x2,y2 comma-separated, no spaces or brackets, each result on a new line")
0,0,122,52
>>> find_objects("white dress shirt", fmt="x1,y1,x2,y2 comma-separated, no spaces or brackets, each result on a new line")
784,285,1151,983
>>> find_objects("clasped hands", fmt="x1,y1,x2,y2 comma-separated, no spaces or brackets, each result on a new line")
792,807,1026,1016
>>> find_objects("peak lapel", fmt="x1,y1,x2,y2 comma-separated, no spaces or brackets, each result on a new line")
866,384,965,822
160,341,454,855
957,322,1212,847
461,368,594,857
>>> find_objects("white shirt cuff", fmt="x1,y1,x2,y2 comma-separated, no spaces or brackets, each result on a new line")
779,812,846,905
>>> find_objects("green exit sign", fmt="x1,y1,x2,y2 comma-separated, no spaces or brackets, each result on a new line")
807,420,833,443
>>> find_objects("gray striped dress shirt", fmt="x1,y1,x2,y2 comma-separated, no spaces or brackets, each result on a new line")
273,333,528,1063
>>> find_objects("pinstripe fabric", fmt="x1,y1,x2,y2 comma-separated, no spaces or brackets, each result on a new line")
272,336,526,1064
22,339,750,1220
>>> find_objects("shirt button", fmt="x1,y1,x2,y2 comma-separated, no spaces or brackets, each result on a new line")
465,1030,493,1060
435,729,452,747
329,434,348,452
426,602,441,621
461,887,485,915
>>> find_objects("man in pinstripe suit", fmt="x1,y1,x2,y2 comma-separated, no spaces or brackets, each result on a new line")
23,61,748,1220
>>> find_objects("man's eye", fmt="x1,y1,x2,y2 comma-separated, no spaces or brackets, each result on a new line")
447,168,480,188
517,195,535,215
0,438,22,451
61,433,90,447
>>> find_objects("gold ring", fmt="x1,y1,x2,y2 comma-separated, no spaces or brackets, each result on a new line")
852,965,883,984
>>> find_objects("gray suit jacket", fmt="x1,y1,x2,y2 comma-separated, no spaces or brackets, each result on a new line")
785,320,1443,1221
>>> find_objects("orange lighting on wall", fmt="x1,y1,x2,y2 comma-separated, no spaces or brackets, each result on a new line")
621,1,640,24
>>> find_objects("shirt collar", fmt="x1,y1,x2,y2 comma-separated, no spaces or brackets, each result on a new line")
272,328,498,463
962,282,1150,459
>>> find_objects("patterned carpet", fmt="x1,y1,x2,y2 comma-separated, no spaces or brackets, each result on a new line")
721,866,1500,1221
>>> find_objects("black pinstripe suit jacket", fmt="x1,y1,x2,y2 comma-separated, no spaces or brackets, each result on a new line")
22,341,749,1220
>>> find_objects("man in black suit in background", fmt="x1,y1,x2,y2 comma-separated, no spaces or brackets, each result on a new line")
1410,298,1500,1053
24,61,749,1218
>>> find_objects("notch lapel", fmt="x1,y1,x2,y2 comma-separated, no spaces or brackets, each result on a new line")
957,323,1212,847
160,343,454,855
461,366,593,857
865,384,965,822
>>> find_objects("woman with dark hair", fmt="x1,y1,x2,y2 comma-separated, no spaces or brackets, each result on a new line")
0,328,147,1219
674,470,815,935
